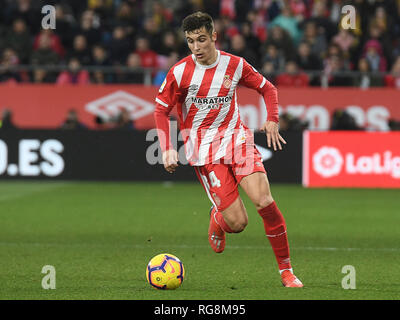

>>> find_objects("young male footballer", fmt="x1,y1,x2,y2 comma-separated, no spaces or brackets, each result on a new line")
154,12,303,287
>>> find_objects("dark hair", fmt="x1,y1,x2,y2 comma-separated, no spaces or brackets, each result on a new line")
182,12,214,36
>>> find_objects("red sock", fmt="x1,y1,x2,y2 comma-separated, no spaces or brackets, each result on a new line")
214,211,234,233
258,201,291,271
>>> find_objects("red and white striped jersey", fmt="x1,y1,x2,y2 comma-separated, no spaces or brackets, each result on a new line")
154,50,278,166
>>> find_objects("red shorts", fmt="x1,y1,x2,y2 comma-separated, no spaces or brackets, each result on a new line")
194,144,266,212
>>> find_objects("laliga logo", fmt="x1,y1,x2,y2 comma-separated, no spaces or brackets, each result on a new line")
313,146,400,179
313,146,343,178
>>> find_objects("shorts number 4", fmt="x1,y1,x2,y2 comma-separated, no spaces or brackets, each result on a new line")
209,171,221,188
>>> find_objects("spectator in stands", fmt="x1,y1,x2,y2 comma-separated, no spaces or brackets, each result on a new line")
4,0,42,34
295,41,322,71
33,29,65,59
331,28,358,63
354,57,383,88
262,44,285,73
359,23,392,69
0,48,21,84
245,9,268,43
324,43,350,71
362,39,387,72
301,21,327,60
31,32,59,65
30,33,59,83
114,108,135,130
91,44,110,66
384,56,400,88
262,26,296,61
157,30,185,57
66,34,92,66
240,22,261,61
229,34,258,68
108,26,132,65
141,17,163,51
123,53,145,84
0,109,17,130
320,43,352,87
87,0,114,27
56,57,90,85
134,36,158,70
276,60,309,87
4,18,32,64
331,109,362,130
370,6,391,34
5,1,400,86
289,0,307,23
220,14,240,40
307,0,337,42
60,109,87,130
268,4,302,45
261,61,276,85
91,45,112,83
147,0,174,31
53,4,76,49
321,55,352,87
76,10,102,46
143,0,184,20
114,1,139,36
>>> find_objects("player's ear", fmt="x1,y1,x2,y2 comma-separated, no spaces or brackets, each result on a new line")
211,31,217,42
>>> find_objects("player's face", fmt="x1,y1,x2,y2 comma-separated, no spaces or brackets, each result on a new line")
185,27,217,66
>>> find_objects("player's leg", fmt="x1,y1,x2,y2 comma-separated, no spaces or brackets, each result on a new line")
217,195,248,233
239,171,303,287
194,165,248,253
208,195,249,252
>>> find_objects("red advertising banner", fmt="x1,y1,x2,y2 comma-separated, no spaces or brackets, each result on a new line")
303,131,400,188
0,85,399,130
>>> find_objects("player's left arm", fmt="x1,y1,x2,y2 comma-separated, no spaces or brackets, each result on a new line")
239,59,286,151
154,71,180,173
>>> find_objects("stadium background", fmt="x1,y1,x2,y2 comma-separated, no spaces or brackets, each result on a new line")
0,0,399,301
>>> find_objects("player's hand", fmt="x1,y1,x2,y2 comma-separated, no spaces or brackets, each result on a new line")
162,149,179,173
260,120,287,151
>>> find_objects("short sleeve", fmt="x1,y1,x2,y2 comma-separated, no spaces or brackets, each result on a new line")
239,59,267,91
155,70,179,108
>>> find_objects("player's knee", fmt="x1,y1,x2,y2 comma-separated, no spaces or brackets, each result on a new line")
231,216,248,233
254,195,274,211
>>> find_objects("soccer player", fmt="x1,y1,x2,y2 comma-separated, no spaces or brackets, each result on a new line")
154,12,303,288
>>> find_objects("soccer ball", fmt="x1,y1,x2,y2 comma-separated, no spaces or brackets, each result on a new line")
146,253,185,290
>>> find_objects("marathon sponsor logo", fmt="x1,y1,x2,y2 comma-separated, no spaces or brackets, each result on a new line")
191,95,233,110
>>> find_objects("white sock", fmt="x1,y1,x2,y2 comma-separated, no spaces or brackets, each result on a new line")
279,268,293,275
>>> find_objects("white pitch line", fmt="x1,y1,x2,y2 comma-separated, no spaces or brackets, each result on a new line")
0,183,67,202
0,242,398,252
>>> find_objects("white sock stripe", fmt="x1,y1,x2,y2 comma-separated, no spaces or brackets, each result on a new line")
266,230,287,238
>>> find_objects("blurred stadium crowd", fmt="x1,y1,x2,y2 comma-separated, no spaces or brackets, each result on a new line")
1,0,400,88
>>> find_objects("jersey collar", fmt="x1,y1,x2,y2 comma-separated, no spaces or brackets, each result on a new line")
192,50,220,69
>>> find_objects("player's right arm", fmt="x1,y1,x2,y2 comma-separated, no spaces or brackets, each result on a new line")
239,59,286,151
154,70,179,173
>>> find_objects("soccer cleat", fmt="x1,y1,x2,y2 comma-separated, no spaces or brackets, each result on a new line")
281,270,304,287
208,206,225,253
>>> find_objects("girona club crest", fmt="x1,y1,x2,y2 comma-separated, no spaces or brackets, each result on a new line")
223,75,232,89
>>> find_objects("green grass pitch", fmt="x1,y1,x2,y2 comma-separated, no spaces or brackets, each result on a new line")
0,181,399,300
